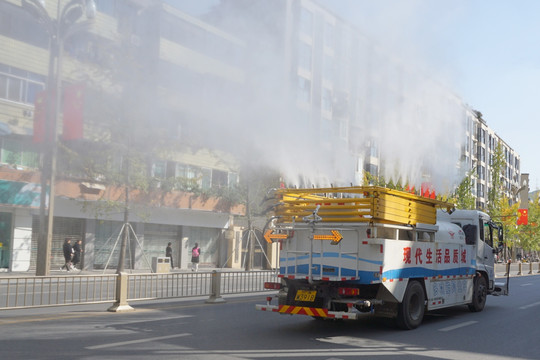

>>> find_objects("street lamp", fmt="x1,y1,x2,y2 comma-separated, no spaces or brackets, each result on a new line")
22,0,95,276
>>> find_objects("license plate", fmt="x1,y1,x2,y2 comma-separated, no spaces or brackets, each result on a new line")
295,290,316,302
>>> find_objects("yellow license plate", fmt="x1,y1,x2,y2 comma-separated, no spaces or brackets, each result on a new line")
295,290,316,302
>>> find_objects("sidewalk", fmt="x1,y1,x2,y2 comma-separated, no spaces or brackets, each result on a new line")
0,266,253,277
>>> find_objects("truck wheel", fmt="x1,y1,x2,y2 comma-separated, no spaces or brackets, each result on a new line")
396,281,425,330
468,275,487,312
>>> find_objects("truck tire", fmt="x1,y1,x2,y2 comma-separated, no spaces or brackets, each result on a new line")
396,281,425,330
468,275,487,312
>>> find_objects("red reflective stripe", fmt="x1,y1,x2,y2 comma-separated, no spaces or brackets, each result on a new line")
278,305,328,317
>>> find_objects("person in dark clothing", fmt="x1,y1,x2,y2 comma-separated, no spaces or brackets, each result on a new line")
61,238,73,271
166,242,174,269
72,239,83,270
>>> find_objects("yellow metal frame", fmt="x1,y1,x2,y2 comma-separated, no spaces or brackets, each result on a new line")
271,186,454,226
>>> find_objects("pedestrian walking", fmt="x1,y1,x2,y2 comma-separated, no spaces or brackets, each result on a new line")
61,238,73,271
191,242,200,271
166,242,174,269
72,239,83,270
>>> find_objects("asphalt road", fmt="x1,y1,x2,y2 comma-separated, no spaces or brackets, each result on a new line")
1,274,539,360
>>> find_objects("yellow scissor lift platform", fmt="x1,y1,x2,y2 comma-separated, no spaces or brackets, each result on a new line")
271,186,454,226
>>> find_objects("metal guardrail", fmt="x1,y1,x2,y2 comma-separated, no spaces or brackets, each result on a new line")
0,270,279,310
127,272,213,301
0,275,117,309
499,262,540,276
220,270,278,295
127,270,279,301
1,266,538,311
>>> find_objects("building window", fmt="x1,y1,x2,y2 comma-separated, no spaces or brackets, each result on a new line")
298,41,312,71
299,8,313,37
364,163,378,177
94,0,116,16
212,169,228,188
477,165,485,180
324,22,334,49
173,163,199,190
477,183,485,198
228,172,238,187
323,54,334,81
322,88,332,113
0,138,39,169
201,168,212,190
151,160,167,179
297,76,311,103
0,2,48,48
161,15,243,68
0,65,45,105
369,141,378,158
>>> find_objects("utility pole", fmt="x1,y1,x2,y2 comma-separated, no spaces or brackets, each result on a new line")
245,184,254,271
22,0,95,276
117,158,130,274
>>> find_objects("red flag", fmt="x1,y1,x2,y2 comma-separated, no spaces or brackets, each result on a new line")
33,90,47,143
62,83,85,140
517,209,528,226
421,182,430,198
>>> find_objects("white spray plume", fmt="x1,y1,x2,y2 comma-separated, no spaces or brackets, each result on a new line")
182,1,466,193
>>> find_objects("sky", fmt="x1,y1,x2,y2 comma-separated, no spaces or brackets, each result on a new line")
320,0,540,191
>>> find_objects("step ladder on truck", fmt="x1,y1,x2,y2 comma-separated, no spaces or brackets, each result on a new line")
256,186,509,329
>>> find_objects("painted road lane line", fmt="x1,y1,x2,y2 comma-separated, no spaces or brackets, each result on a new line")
438,320,478,332
85,333,191,350
155,348,520,359
519,301,540,310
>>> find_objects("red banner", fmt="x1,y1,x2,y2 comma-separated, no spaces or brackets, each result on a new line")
62,83,85,140
517,209,528,226
32,90,48,144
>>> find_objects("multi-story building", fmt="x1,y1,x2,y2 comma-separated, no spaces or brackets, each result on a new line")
0,0,521,273
462,107,521,209
0,0,247,272
210,0,521,201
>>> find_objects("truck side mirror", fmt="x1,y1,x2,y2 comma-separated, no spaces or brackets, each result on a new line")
495,228,504,253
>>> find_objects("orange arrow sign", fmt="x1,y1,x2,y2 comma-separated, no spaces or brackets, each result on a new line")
313,230,343,244
264,230,289,243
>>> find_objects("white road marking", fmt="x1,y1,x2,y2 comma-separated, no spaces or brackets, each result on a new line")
438,320,478,332
156,347,523,359
85,333,191,350
98,314,192,327
521,283,533,286
519,301,540,310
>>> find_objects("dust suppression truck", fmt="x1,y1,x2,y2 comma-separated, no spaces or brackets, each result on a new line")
256,186,508,329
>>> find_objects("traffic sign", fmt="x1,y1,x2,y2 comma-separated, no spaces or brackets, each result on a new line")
313,230,343,244
264,230,289,243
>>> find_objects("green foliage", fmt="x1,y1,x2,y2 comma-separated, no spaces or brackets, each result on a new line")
498,197,519,258
363,171,387,187
516,193,540,255
362,172,419,195
487,142,505,217
451,170,476,210
235,165,281,217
